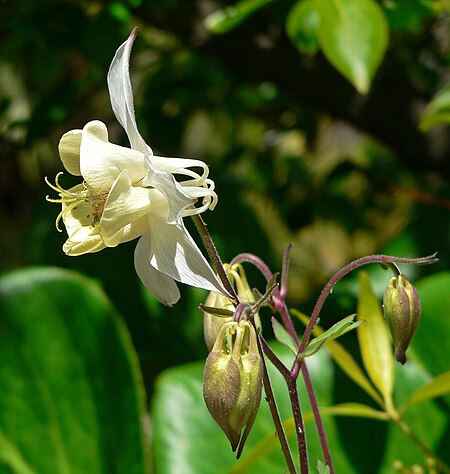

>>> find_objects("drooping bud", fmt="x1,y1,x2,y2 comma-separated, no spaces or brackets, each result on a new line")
203,321,263,454
202,263,261,351
383,274,421,364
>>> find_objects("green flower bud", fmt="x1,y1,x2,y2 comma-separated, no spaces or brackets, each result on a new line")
383,274,421,364
202,263,261,351
203,290,234,351
203,321,263,454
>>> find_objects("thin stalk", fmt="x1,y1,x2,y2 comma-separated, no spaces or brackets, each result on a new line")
232,252,299,345
260,337,309,473
253,324,297,473
301,364,334,473
191,214,238,303
288,379,308,474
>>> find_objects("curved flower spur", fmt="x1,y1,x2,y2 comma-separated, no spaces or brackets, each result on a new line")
46,29,226,305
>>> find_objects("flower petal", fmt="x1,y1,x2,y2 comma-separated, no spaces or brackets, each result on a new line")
134,234,180,305
58,129,82,176
146,217,226,295
107,28,150,155
143,157,195,222
63,228,106,256
80,121,147,190
99,169,155,247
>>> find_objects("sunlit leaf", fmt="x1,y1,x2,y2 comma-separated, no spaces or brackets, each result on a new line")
0,267,148,474
205,0,275,34
272,317,298,355
292,309,383,406
399,371,450,415
357,271,394,404
286,0,320,55
304,315,363,355
315,0,389,93
319,403,388,421
316,459,331,474
419,84,450,131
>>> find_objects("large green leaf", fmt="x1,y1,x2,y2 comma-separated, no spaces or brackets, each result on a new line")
410,272,450,377
0,267,148,474
315,0,389,93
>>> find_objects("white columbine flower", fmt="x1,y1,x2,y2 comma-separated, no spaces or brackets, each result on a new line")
46,29,226,305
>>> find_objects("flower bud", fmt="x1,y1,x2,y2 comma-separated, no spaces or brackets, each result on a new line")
202,263,261,351
203,290,234,351
383,274,421,364
203,321,263,453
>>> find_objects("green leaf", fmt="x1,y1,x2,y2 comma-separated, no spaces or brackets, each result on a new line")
292,309,383,406
316,459,331,474
357,271,393,404
315,0,389,93
286,0,321,55
419,84,450,131
319,403,388,421
272,317,298,355
303,315,363,357
0,267,148,474
399,371,450,415
205,0,276,34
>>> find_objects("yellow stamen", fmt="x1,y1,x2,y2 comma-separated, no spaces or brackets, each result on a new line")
45,173,109,232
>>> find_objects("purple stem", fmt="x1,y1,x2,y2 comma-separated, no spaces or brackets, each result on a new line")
301,363,334,473
291,253,437,379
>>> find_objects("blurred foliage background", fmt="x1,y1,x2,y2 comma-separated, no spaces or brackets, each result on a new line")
0,0,449,471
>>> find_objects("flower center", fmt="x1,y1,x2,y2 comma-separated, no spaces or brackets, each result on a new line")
45,172,109,231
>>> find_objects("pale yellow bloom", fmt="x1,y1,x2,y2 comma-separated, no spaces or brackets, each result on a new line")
47,29,225,305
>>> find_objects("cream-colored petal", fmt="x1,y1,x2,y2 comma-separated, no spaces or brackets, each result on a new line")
107,28,150,155
58,129,82,176
80,121,147,190
150,155,210,183
63,227,106,256
147,217,226,295
134,234,180,305
99,169,153,247
143,156,194,222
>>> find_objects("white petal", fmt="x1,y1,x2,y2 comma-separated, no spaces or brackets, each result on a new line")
63,227,106,256
107,28,150,155
80,121,147,190
147,217,226,295
143,157,195,222
150,155,210,183
99,169,154,247
134,234,180,305
58,129,82,176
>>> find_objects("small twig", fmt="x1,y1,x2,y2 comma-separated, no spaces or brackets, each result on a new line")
191,214,238,304
252,321,298,474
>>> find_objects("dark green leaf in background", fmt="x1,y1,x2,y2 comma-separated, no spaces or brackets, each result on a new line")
286,0,321,55
205,0,276,34
0,267,149,474
315,0,389,93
